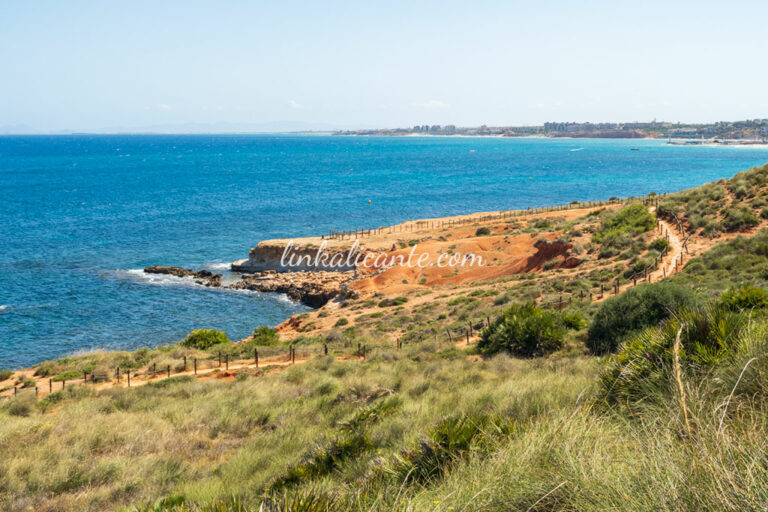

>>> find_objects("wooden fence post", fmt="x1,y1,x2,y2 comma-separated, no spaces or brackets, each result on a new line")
225,354,229,371
83,371,87,383
218,352,221,368
126,371,130,387
167,365,170,378
194,358,197,375
255,348,259,366
323,343,328,356
49,378,52,393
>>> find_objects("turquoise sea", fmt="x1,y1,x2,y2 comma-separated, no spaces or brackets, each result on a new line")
1,134,767,368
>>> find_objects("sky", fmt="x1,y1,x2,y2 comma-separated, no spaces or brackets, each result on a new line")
1,0,767,133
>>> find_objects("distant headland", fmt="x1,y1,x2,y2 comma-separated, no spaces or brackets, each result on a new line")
333,119,768,144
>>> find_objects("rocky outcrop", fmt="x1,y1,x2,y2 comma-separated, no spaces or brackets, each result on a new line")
231,242,359,273
143,266,222,287
228,270,355,307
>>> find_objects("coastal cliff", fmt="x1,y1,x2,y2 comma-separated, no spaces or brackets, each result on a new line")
231,242,359,273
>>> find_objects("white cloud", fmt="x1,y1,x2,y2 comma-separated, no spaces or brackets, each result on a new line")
287,99,302,109
415,100,449,109
158,104,172,111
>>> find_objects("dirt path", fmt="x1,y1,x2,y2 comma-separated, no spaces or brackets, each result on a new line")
592,214,685,302
657,217,685,278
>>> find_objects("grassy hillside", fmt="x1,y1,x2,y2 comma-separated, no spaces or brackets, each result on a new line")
659,163,768,237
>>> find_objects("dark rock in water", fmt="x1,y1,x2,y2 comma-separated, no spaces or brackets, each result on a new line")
143,266,222,287
228,270,356,307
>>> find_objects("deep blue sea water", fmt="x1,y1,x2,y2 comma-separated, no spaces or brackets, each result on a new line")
1,134,767,368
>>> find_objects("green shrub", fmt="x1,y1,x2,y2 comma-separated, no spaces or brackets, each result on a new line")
475,227,491,236
598,304,749,406
561,312,586,330
479,303,566,357
181,329,229,350
0,369,12,381
597,233,645,259
6,398,32,417
269,432,372,490
378,297,408,307
382,413,507,485
334,318,349,327
593,204,656,244
719,285,768,311
723,206,759,232
649,238,670,252
761,207,768,220
52,369,82,382
586,282,697,354
251,325,279,346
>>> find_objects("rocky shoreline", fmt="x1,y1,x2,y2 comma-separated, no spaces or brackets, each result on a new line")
229,270,355,307
142,265,353,308
143,266,222,287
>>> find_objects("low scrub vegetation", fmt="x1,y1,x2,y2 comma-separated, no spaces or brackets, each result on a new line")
586,282,696,354
659,163,768,236
479,303,580,357
182,328,229,350
592,203,656,244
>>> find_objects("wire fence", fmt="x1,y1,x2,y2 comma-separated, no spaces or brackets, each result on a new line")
1,343,365,402
327,195,667,240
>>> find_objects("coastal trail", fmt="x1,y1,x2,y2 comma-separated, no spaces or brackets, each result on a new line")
0,351,366,401
595,212,686,302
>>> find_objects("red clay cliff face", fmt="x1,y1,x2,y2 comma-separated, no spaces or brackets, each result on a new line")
523,239,581,271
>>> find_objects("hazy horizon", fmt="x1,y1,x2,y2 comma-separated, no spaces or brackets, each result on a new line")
2,0,767,133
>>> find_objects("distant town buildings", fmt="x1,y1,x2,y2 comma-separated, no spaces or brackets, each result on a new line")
334,119,768,141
